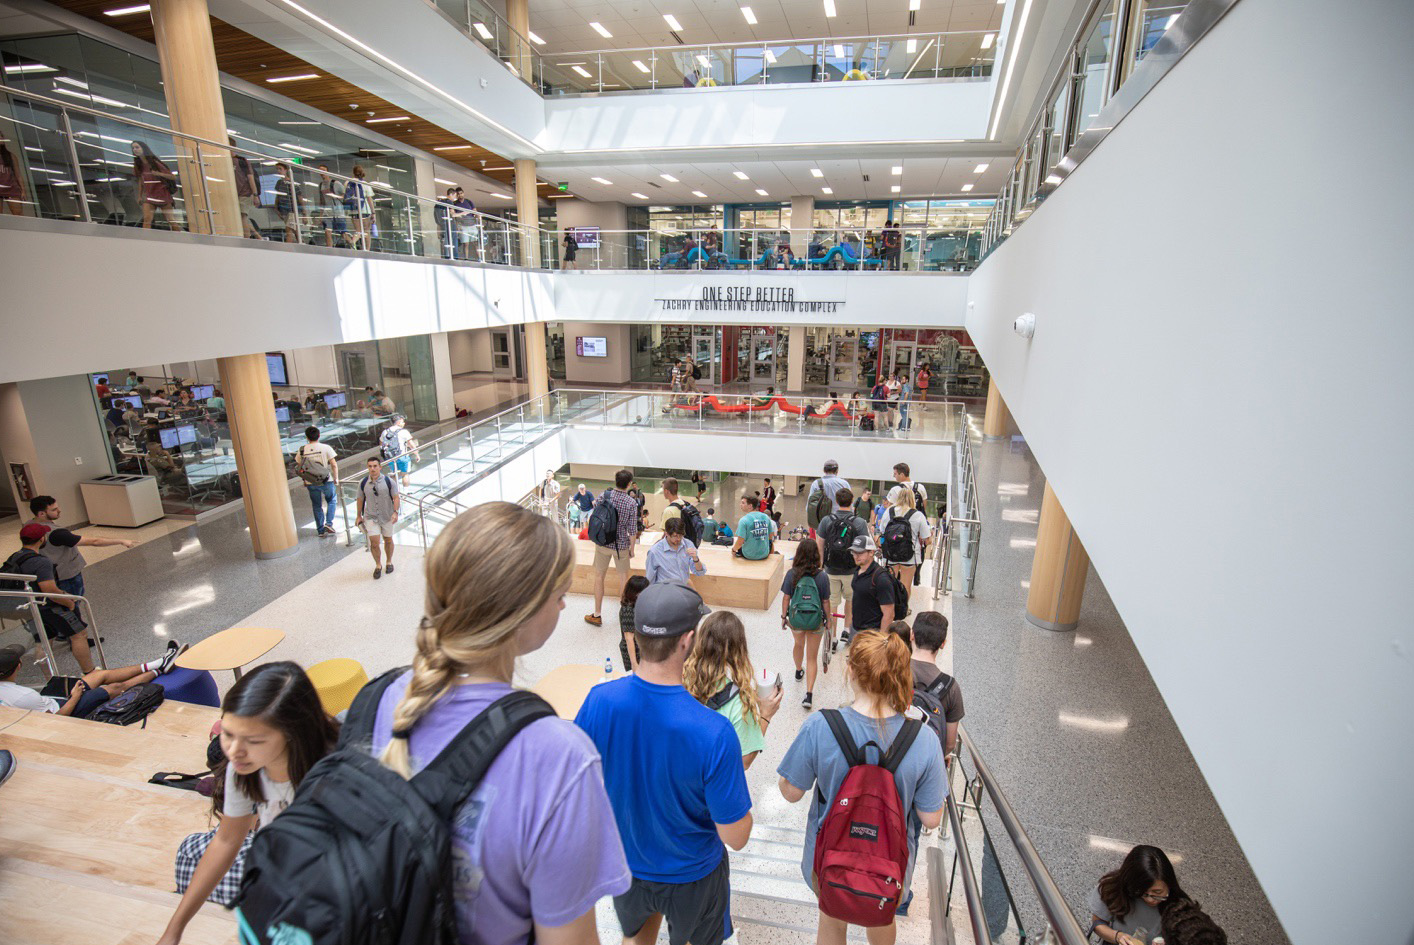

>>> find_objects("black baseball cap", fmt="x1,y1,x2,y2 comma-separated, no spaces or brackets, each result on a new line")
633,582,710,637
0,644,26,678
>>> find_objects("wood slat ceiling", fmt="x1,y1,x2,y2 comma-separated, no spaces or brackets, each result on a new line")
45,0,555,194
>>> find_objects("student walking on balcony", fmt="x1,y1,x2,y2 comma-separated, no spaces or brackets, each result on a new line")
131,140,182,231
343,164,374,250
0,143,25,216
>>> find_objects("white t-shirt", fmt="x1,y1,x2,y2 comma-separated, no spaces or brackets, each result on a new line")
222,765,296,829
0,680,59,713
882,507,931,565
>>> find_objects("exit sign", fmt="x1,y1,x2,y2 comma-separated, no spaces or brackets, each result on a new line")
557,181,569,192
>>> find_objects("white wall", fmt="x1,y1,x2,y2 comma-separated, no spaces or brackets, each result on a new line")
964,0,1414,942
0,377,112,523
447,328,494,375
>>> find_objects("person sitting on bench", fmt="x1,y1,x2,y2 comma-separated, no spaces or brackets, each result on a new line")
0,641,184,718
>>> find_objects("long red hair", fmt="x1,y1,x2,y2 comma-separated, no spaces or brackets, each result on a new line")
846,630,912,713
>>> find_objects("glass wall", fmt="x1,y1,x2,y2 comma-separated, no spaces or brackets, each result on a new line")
628,325,789,390
800,327,986,395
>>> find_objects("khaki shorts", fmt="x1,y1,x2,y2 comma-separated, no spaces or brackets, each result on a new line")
828,572,854,601
363,518,395,538
594,544,630,574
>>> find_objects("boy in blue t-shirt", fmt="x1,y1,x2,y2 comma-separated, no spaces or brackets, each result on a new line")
732,494,776,561
576,582,753,945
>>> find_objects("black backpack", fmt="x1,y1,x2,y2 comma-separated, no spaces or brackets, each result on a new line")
236,670,554,945
911,673,954,755
587,489,620,547
874,566,910,621
691,364,702,380
671,501,704,547
89,682,165,726
881,509,919,563
807,480,834,530
0,549,44,592
820,511,861,572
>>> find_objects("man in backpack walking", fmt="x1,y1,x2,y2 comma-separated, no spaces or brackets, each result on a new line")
909,612,964,761
380,415,418,489
586,469,640,626
817,487,869,644
892,462,927,515
659,477,685,530
576,582,753,945
295,426,339,537
355,458,399,580
806,460,849,534
843,535,894,650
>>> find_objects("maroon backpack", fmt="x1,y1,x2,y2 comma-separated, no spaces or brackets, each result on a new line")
812,709,923,927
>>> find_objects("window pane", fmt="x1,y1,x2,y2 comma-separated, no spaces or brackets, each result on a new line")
1073,7,1114,139
1134,0,1188,64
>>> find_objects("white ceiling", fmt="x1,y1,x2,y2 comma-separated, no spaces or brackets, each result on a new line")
518,0,1009,53
542,154,1009,204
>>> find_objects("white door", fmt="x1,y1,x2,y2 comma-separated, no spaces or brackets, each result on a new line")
693,332,716,386
491,329,514,377
890,341,917,379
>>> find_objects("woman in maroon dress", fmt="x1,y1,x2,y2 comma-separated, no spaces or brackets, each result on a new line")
0,143,25,215
131,140,182,231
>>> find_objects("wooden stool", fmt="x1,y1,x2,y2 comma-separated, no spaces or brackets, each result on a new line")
307,658,369,716
175,627,285,681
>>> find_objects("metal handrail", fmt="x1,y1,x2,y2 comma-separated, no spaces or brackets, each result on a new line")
551,29,995,58
934,408,981,598
0,585,109,677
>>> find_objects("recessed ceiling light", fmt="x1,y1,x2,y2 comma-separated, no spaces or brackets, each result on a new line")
3,63,56,74
821,187,833,194
590,21,613,38
892,166,904,175
572,65,593,78
755,188,769,196
103,3,150,15
741,6,757,24
366,116,410,124
473,22,494,40
692,190,707,198
661,173,679,182
733,171,749,180
961,184,974,192
633,60,651,73
764,49,777,63
631,192,648,199
434,144,473,151
909,0,921,8
528,31,546,44
833,44,844,58
277,120,319,125
266,73,319,83
434,178,458,186
890,185,901,193
663,14,683,31
490,192,513,199
697,54,711,69
981,33,995,49
280,143,320,155
906,38,917,53
824,0,836,17
810,168,824,177
592,177,613,185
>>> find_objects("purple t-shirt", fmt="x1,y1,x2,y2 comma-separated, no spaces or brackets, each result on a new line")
372,675,630,945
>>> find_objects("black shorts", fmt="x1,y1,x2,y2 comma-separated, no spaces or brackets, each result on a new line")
41,677,109,718
614,852,730,945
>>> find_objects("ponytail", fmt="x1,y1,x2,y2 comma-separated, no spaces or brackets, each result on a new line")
845,629,912,714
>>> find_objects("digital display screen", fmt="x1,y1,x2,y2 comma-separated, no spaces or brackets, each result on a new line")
324,392,347,409
113,395,142,409
274,406,291,422
576,336,608,358
568,226,600,248
92,373,109,385
159,428,179,449
176,424,197,445
266,353,289,386
190,385,214,400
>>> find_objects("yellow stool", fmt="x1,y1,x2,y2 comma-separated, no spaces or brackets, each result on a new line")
307,658,369,716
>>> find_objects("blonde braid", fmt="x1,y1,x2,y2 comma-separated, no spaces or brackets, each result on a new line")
379,617,459,777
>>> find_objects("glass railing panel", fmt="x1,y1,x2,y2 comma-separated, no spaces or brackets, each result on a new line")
3,104,95,223
597,50,656,92
542,55,602,93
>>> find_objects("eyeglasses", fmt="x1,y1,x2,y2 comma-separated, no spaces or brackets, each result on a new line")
1140,892,1168,904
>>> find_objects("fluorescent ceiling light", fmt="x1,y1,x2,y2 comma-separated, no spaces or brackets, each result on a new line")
633,60,651,73
4,63,56,74
981,33,995,49
53,87,129,108
590,21,613,38
692,190,707,198
821,187,833,194
733,171,749,180
278,120,320,125
906,38,917,53
960,183,974,192
755,188,768,196
909,0,921,9
366,115,410,123
973,163,989,173
663,14,683,30
631,192,648,199
572,65,593,78
591,176,613,185
764,49,777,63
697,54,711,69
433,144,472,151
824,0,836,17
528,31,545,45
890,185,901,193
434,177,457,186
266,73,319,83
660,173,679,182
54,76,88,89
741,6,757,24
470,22,493,40
280,142,319,154
810,168,824,177
891,165,902,175
489,191,513,198
833,44,844,58
103,4,150,15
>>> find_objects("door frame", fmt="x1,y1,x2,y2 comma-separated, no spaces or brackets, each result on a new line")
490,328,514,377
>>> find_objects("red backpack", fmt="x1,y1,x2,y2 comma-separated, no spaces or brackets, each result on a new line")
812,710,923,927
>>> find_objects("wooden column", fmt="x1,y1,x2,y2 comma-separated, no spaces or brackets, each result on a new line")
219,354,298,558
524,322,549,399
514,158,541,268
505,0,534,82
982,376,1012,440
1025,481,1089,631
151,0,240,237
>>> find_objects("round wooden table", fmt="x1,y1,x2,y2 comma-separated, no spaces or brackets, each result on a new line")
174,627,286,680
531,663,623,719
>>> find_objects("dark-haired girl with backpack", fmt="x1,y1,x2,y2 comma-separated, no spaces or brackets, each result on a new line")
776,630,945,945
780,539,831,710
159,661,338,945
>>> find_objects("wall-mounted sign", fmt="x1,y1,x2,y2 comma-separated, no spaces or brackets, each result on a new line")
654,287,844,314
567,226,600,248
576,336,608,357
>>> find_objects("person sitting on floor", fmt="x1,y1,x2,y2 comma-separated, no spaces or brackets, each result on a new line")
0,641,183,717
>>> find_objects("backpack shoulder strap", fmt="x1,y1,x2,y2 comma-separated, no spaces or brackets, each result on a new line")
705,681,740,712
821,708,863,768
413,689,555,819
924,672,954,700
339,666,411,749
882,717,924,775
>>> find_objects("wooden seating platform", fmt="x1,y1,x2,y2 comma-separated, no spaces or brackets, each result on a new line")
0,703,238,944
570,536,796,610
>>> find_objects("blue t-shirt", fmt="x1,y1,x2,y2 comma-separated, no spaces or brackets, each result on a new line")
575,675,752,883
777,707,946,890
737,510,774,560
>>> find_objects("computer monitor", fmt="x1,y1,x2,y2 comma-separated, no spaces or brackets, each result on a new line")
159,428,180,450
176,424,197,446
190,385,214,400
274,406,290,423
92,373,109,386
113,395,142,409
323,391,347,409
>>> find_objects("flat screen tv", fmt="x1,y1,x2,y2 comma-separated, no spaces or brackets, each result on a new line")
266,353,289,386
576,336,608,358
274,406,290,423
324,392,347,409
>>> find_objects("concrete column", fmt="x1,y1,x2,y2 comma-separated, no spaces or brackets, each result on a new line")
786,325,806,393
514,158,541,268
219,354,298,557
412,157,441,259
982,376,1012,440
789,195,815,258
1025,481,1089,631
505,0,533,82
524,322,549,398
430,332,457,420
150,0,240,237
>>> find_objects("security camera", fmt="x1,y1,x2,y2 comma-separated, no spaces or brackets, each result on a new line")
1013,312,1036,340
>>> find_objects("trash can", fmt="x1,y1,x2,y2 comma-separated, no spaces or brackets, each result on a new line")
79,475,163,527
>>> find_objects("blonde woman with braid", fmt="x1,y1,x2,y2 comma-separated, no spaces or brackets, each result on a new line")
367,502,630,945
684,611,783,769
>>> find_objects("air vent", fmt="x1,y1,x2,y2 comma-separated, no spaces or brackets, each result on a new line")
670,30,684,44
862,174,870,182
647,181,662,188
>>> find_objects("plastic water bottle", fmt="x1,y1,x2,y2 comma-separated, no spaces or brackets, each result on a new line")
604,657,614,678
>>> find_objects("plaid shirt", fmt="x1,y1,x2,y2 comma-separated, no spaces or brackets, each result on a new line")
175,828,254,905
598,488,640,550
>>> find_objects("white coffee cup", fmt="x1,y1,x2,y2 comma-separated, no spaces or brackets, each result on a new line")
755,668,781,700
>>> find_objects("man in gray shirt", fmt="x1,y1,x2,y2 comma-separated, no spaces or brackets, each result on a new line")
807,460,850,528
28,495,136,599
354,458,400,580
